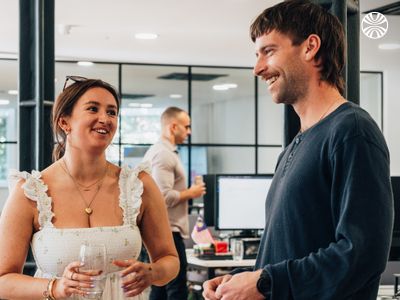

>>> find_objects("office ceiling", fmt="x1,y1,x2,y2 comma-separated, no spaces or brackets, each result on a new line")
0,0,281,66
0,0,399,103
0,0,396,67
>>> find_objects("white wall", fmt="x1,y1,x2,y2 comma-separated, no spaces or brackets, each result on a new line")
0,187,8,212
360,19,400,175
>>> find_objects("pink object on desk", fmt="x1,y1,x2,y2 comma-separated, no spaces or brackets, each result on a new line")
191,216,214,245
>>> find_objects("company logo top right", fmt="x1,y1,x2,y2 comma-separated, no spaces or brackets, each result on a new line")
362,12,389,39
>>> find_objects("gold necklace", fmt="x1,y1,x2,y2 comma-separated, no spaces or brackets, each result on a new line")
60,158,108,215
75,176,105,192
300,98,342,133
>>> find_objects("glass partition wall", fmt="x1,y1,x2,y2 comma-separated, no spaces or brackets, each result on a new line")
55,61,284,185
0,58,384,193
0,59,19,186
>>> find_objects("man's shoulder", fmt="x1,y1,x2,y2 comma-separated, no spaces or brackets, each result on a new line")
326,102,388,153
328,102,381,138
144,143,177,162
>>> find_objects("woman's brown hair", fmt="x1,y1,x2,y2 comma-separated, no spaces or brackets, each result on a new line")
51,78,120,162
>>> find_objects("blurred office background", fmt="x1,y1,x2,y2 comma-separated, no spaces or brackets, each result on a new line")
0,0,399,289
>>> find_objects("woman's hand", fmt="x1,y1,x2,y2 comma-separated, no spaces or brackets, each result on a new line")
113,259,153,297
52,261,95,299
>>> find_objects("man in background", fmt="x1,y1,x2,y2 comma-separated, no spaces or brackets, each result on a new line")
203,1,393,299
144,106,206,300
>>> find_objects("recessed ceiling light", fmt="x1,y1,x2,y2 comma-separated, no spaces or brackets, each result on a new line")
134,33,158,40
140,103,153,108
213,85,229,91
169,94,182,99
0,99,10,105
128,103,140,107
128,103,153,108
378,43,400,50
212,83,238,91
77,61,94,66
8,90,18,95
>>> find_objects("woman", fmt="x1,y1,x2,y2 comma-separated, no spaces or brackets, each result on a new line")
0,76,179,299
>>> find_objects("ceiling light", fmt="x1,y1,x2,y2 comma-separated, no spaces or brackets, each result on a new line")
134,33,158,40
0,99,10,105
8,90,18,95
77,61,94,66
140,103,153,108
213,85,229,91
169,94,182,99
212,83,238,91
128,103,153,108
378,43,400,50
128,103,141,108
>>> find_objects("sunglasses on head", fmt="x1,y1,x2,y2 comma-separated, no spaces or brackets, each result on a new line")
62,75,88,91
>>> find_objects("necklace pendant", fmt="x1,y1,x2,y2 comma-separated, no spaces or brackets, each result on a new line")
85,207,93,215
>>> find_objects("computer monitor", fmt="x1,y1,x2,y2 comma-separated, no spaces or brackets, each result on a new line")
215,174,273,230
389,176,400,260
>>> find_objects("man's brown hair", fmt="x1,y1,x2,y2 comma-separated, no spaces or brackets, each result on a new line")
161,106,186,126
250,0,345,95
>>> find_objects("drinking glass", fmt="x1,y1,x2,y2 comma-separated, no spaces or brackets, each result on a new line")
232,239,243,261
194,175,204,185
79,244,107,299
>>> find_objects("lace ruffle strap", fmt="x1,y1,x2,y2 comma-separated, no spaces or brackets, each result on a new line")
119,162,151,226
8,169,54,229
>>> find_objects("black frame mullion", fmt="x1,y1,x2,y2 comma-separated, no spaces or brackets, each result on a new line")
118,63,122,166
255,75,258,174
187,66,192,187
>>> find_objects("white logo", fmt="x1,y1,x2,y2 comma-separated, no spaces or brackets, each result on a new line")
362,12,388,39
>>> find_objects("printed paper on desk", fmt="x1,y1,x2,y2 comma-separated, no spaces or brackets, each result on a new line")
191,216,214,245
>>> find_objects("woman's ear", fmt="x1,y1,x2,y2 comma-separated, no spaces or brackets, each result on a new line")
58,116,70,135
303,34,321,62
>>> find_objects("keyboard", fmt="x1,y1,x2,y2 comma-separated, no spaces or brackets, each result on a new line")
198,254,233,260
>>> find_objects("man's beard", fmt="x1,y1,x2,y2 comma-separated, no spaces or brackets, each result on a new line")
273,62,309,105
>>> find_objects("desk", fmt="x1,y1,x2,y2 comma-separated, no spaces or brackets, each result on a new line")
186,249,256,279
378,285,395,299
187,251,394,299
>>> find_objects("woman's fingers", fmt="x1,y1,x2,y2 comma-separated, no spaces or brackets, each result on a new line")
121,271,141,285
66,278,94,289
55,260,99,298
124,286,145,297
113,259,134,267
113,259,153,296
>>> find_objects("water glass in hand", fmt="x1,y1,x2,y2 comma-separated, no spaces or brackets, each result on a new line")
79,244,107,299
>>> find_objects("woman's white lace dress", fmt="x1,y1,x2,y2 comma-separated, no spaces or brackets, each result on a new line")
9,163,150,299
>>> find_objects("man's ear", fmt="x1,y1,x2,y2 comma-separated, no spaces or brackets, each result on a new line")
169,122,177,133
303,34,321,62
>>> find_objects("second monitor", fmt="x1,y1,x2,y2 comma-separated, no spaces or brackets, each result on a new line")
215,174,273,230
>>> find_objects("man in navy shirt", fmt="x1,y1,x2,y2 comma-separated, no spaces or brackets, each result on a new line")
203,1,393,299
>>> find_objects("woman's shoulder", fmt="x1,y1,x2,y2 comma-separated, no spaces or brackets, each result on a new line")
120,161,151,179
